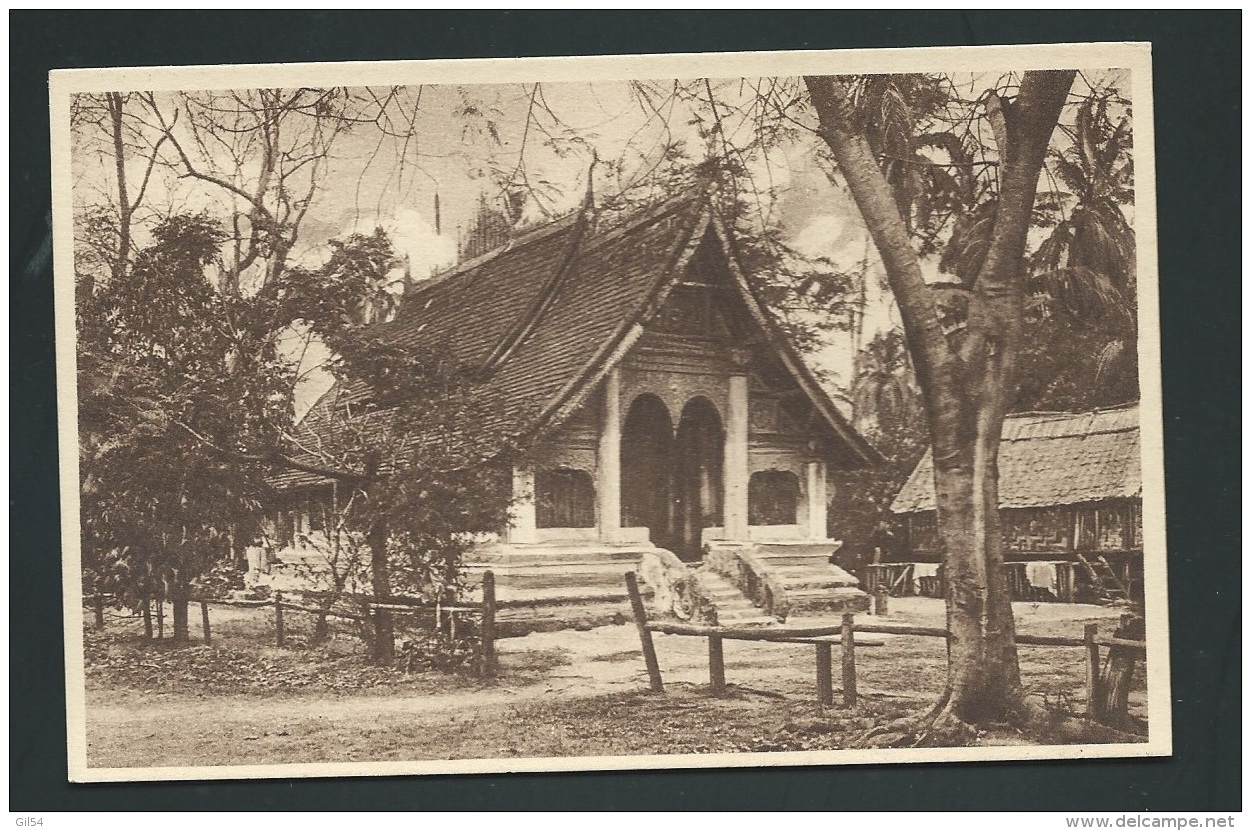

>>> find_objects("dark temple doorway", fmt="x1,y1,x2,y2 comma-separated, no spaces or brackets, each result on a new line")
621,393,725,561
672,397,724,561
621,394,675,552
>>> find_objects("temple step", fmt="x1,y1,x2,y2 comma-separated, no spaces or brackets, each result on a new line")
786,586,872,615
693,568,776,626
492,585,636,606
703,542,869,622
466,546,652,567
748,554,834,567
469,569,632,591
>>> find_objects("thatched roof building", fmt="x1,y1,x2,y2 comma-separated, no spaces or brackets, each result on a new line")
892,403,1141,514
886,402,1143,602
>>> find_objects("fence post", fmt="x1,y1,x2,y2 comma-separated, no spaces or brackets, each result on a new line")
481,570,498,681
841,612,858,707
624,571,664,693
815,642,834,705
93,593,106,630
364,602,376,661
200,600,211,644
1084,623,1102,721
873,588,889,617
156,593,164,640
708,635,726,696
274,591,285,647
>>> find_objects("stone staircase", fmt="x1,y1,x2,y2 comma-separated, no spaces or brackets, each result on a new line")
457,539,868,635
462,543,653,635
691,568,777,627
705,541,869,621
752,543,869,617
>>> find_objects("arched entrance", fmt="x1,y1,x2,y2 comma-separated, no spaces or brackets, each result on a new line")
621,394,674,551
620,394,725,561
673,397,724,561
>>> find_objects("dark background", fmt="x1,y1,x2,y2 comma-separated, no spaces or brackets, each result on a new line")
10,10,1240,811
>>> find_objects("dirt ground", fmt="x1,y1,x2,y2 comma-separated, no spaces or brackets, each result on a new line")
82,597,1145,770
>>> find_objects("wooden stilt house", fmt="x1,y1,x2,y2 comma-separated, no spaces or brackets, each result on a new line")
883,403,1144,603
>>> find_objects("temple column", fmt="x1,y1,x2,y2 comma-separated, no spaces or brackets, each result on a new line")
806,461,828,541
508,466,537,545
597,368,623,543
723,373,750,540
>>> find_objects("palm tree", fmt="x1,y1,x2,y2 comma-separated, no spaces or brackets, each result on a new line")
1024,91,1138,407
849,328,922,434
1034,95,1135,311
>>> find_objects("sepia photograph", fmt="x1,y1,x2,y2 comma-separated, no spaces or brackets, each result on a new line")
51,42,1169,783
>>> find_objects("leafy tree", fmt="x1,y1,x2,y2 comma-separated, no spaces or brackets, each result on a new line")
849,328,923,433
1018,91,1138,412
806,70,1085,741
77,213,280,642
269,233,517,663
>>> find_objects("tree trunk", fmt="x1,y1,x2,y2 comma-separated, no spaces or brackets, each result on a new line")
170,568,190,644
367,520,394,665
1099,611,1145,728
141,590,153,640
934,459,1025,723
230,526,246,571
107,92,132,284
804,71,1075,735
313,613,329,644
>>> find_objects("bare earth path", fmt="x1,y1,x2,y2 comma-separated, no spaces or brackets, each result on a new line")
84,599,1136,769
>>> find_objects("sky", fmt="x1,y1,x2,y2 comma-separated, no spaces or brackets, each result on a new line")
70,71,1133,418
72,79,901,416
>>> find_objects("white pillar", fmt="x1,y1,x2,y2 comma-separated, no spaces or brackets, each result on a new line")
597,368,623,543
723,374,750,540
806,461,828,541
508,466,537,545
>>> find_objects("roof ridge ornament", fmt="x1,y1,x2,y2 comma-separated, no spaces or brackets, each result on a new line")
478,154,602,375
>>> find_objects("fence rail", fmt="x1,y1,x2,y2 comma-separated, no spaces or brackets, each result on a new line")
624,570,1146,726
83,571,500,679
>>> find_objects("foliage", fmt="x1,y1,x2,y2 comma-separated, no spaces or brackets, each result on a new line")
849,328,922,431
397,629,481,674
839,73,977,255
264,232,514,666
1021,91,1138,411
76,213,276,622
291,323,515,604
1014,311,1139,412
77,203,511,660
829,329,928,573
191,559,246,600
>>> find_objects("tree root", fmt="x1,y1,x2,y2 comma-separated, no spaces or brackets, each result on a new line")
857,694,979,748
854,693,1144,749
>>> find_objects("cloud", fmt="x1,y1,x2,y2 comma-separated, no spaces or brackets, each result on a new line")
336,206,460,282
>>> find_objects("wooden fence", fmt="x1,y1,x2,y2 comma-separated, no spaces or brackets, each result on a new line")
84,570,501,680
864,562,1080,603
624,571,1146,727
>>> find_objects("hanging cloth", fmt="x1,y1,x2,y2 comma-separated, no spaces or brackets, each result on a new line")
912,562,940,594
1025,561,1060,594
